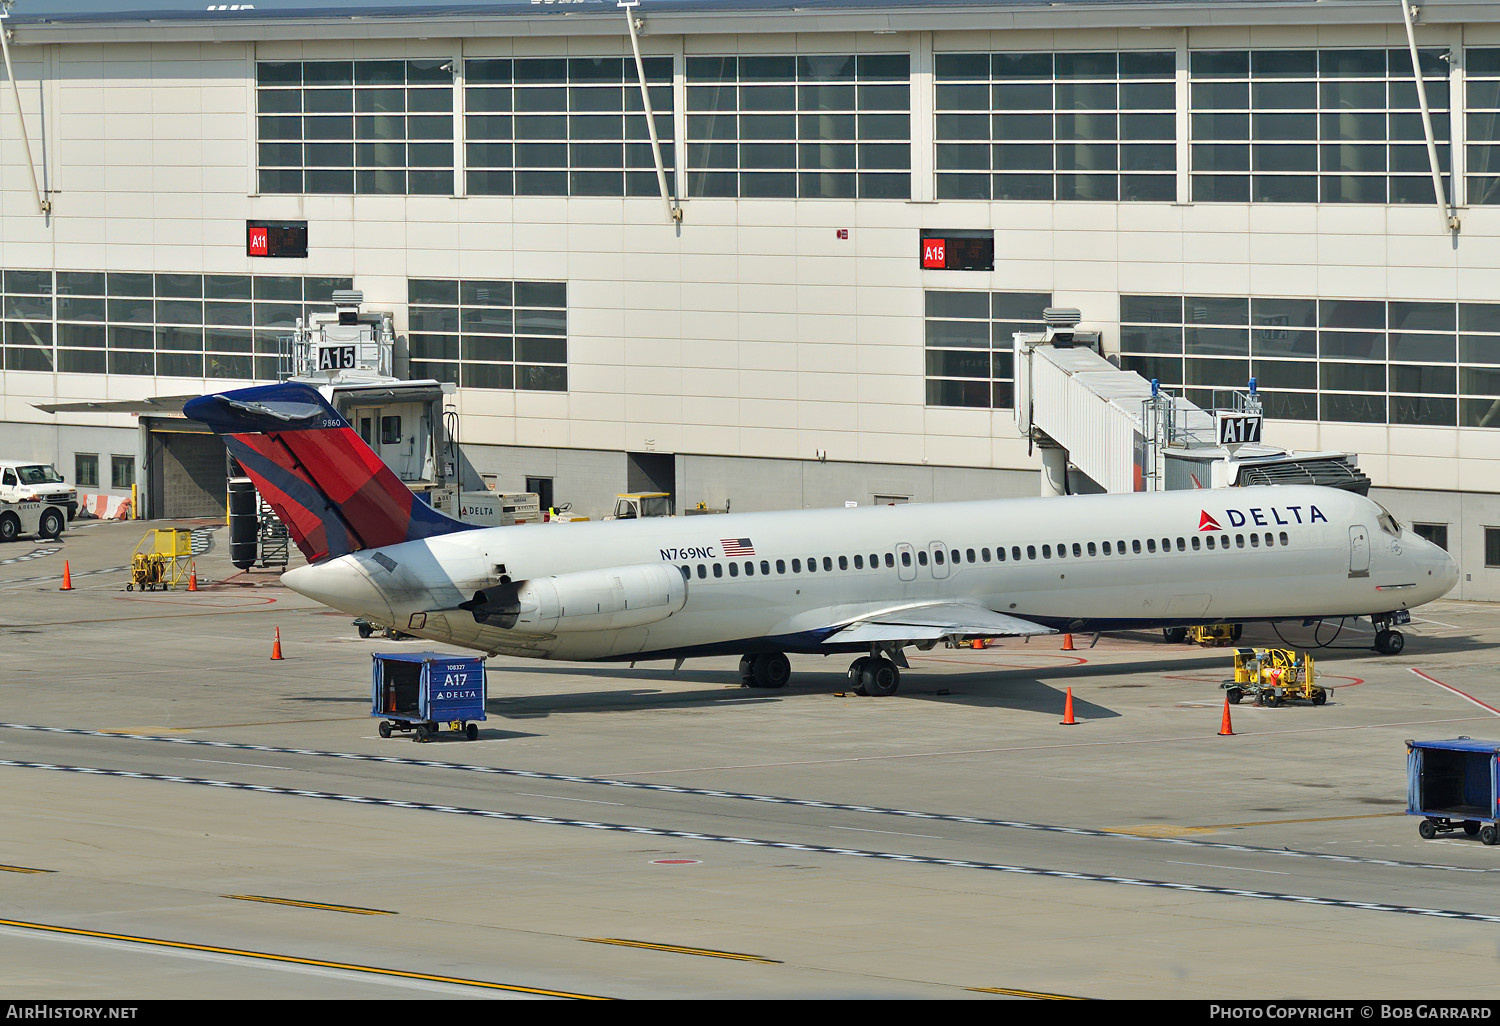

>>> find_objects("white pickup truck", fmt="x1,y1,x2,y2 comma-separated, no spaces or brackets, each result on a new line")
0,498,67,543
0,461,77,521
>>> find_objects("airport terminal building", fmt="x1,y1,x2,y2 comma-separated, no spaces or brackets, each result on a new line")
3,0,1500,599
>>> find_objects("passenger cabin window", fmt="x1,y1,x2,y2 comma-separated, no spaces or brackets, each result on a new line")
838,555,848,570
1235,535,1245,548
1278,531,1289,546
806,557,817,573
1191,536,1201,550
854,555,864,569
996,547,1005,562
1176,538,1186,551
934,550,945,565
981,547,991,561
697,564,707,578
679,565,690,580
1250,533,1260,547
1025,545,1035,559
729,562,740,576
1102,541,1111,555
777,559,786,573
1146,539,1156,553
917,550,928,566
713,563,724,577
967,548,976,562
886,553,896,568
1132,540,1142,554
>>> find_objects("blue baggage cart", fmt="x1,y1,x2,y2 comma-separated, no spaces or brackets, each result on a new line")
372,651,486,743
1406,737,1500,844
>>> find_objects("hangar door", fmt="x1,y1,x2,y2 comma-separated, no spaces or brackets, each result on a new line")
147,423,227,519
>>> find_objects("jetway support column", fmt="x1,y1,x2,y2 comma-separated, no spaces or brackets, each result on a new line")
1038,441,1068,497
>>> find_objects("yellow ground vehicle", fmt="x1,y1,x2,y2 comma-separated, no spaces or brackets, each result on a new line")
1189,624,1240,647
1222,647,1326,706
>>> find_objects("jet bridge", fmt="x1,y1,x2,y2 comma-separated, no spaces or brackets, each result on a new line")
1014,309,1369,496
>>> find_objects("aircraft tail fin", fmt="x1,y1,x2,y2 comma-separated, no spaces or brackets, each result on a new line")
184,382,475,564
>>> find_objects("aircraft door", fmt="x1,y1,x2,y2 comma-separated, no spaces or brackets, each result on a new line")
895,543,917,582
1349,525,1370,578
928,541,950,580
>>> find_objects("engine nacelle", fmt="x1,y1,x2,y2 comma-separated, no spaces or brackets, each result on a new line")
462,562,687,634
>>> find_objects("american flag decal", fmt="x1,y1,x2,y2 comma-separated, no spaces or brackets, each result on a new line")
721,538,755,557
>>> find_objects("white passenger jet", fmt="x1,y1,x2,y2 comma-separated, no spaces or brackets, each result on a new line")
186,383,1459,696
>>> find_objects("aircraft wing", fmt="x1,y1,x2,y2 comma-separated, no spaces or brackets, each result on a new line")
821,602,1054,644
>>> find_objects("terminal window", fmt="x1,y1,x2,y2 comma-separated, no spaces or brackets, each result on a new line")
465,56,674,197
110,456,135,491
256,59,454,195
924,290,1052,409
686,53,911,200
934,50,1176,202
1188,47,1451,204
407,279,567,392
8,269,350,379
1118,293,1500,427
74,453,98,489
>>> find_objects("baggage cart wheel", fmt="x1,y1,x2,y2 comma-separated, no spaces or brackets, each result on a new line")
1226,687,1242,705
413,724,431,743
1481,825,1499,847
1263,691,1280,708
1463,820,1481,836
378,721,392,739
1418,818,1439,840
466,723,479,741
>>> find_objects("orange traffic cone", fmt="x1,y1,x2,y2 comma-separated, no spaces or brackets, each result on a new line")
1218,695,1235,736
970,638,985,650
271,627,284,661
59,561,72,591
187,562,198,592
1061,633,1075,651
1060,687,1077,726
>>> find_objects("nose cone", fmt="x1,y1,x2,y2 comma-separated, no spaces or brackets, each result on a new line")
282,555,395,621
1438,548,1460,596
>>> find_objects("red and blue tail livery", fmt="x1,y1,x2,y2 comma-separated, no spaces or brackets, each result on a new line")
184,382,474,564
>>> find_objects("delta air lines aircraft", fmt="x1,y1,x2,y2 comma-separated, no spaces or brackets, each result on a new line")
186,383,1459,697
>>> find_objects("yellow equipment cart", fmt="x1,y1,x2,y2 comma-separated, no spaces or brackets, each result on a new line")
1223,647,1326,707
127,528,193,591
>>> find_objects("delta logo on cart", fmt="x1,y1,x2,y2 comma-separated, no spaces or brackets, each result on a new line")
1199,505,1328,531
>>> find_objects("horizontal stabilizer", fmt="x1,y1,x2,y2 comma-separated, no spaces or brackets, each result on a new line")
824,602,1053,644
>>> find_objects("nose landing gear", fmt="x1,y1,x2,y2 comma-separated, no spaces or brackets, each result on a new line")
1372,611,1410,655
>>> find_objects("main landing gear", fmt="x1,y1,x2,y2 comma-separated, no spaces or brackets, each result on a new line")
847,654,901,696
739,652,792,689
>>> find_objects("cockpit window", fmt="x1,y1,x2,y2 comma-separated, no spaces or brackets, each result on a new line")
1373,501,1401,537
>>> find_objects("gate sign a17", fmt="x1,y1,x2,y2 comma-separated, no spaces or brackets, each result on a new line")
1216,412,1263,447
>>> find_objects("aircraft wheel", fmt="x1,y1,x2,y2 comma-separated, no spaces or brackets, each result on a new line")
861,658,900,698
749,652,790,689
847,657,870,696
1230,623,1243,641
1162,627,1187,644
1375,629,1405,656
1418,818,1438,840
738,654,756,686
